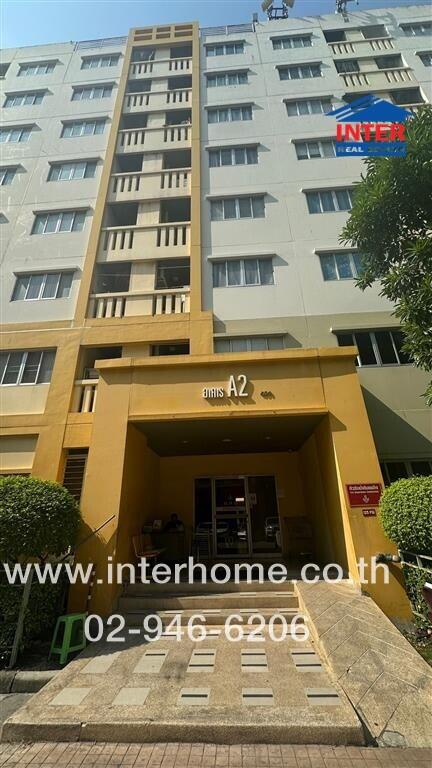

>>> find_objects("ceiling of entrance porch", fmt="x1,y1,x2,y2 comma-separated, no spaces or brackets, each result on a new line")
134,413,325,456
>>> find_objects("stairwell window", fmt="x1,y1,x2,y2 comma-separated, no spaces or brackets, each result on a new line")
12,272,73,301
215,336,284,353
4,91,45,107
210,196,265,221
208,105,252,123
61,119,106,137
336,329,411,366
206,42,244,56
319,251,362,280
72,84,113,101
213,258,274,287
18,61,55,76
273,35,312,49
306,189,353,214
207,71,248,88
0,167,17,186
0,350,56,386
32,210,86,234
279,63,321,80
48,161,97,181
400,22,432,36
418,52,432,67
286,97,332,116
209,145,258,167
295,139,336,159
81,54,120,69
0,125,33,143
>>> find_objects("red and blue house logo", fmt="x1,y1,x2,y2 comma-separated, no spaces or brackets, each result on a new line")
326,95,412,157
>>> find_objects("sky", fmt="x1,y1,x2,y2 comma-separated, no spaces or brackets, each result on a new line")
1,0,423,50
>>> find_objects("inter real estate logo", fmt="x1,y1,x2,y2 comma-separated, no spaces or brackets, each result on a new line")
326,94,412,157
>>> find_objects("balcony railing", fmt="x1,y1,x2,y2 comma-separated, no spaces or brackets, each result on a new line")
124,88,191,112
99,222,191,259
116,124,191,153
329,37,394,55
339,67,413,89
72,380,98,413
108,168,191,202
88,288,190,319
129,57,191,78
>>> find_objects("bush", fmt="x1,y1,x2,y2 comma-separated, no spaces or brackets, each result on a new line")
0,475,81,562
379,476,432,554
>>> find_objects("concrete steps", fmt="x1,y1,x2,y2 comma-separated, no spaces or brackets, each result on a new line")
122,579,297,596
122,608,304,627
117,591,298,613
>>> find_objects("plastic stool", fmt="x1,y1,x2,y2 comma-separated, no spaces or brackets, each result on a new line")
49,613,87,665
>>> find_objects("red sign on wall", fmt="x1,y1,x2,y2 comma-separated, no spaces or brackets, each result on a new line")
346,483,382,507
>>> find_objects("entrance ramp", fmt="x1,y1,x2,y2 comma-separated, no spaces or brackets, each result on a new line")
2,580,363,745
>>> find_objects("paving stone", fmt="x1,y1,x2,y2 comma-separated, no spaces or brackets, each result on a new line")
112,688,150,706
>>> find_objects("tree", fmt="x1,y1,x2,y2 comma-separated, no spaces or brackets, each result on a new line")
341,106,432,403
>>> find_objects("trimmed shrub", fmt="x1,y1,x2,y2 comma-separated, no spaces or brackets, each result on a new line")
379,476,432,555
0,475,81,562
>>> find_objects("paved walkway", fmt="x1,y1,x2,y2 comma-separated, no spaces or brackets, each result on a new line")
0,742,431,766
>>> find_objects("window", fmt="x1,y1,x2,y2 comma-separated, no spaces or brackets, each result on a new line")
18,61,55,76
12,272,73,301
279,63,321,80
0,350,56,386
206,42,244,56
61,119,106,138
0,125,32,143
375,55,403,70
213,258,274,287
336,329,411,366
72,84,113,101
319,251,362,280
210,196,265,221
155,259,189,290
272,35,312,49
32,210,86,234
380,459,432,485
361,25,388,40
48,161,97,181
209,145,258,167
81,54,120,69
400,22,432,36
295,139,336,160
0,167,17,186
4,91,44,107
0,63,10,77
207,71,248,87
151,343,189,356
390,87,424,106
286,97,332,116
306,189,353,214
208,105,252,123
335,60,360,74
418,52,432,67
215,336,284,353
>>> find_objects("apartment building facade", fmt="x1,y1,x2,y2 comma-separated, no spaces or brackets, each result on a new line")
1,5,431,618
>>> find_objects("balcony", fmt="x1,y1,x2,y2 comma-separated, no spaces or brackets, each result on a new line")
72,379,98,413
88,287,190,319
108,168,191,203
123,88,192,113
129,57,192,79
98,222,191,261
339,67,413,89
117,124,191,153
329,38,394,55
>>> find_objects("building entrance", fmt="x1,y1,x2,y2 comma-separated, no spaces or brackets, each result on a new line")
194,476,281,557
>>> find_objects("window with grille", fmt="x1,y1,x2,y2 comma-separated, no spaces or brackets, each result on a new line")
0,350,56,385
336,329,411,366
4,91,45,107
48,161,97,181
12,272,73,301
213,258,274,287
209,145,258,167
208,105,252,123
215,336,284,353
207,71,248,87
279,63,321,80
61,119,106,137
335,60,360,74
32,210,86,234
286,97,332,116
210,196,265,221
295,139,336,159
62,449,89,502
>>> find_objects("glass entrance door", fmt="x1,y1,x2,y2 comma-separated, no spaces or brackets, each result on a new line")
213,477,251,556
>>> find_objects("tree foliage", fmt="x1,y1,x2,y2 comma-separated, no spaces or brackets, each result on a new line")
341,106,432,403
379,475,432,554
0,475,81,562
